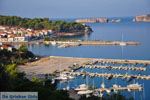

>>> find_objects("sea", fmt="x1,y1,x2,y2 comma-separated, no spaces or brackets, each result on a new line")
28,17,150,100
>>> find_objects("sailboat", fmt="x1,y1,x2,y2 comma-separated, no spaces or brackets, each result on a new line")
76,74,93,95
101,70,105,88
120,34,127,46
75,73,88,92
113,78,119,94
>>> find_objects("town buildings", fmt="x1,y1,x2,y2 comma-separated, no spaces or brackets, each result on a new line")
0,25,53,42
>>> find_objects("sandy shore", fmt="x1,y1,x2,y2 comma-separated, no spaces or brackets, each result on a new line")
18,56,91,76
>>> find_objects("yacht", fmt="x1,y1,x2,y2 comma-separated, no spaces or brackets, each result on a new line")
55,73,74,80
51,41,56,45
74,84,88,92
127,83,141,88
55,73,68,80
77,90,93,95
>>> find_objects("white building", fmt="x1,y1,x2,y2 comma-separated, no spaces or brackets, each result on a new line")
14,36,26,42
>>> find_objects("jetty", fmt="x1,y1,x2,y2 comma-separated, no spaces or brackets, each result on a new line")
95,84,142,92
44,41,140,47
82,65,147,71
64,72,150,80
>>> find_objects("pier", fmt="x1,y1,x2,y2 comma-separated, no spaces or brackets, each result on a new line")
95,85,142,92
82,65,147,71
44,40,140,47
64,72,150,80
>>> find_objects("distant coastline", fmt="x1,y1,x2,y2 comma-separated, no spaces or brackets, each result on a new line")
75,14,150,23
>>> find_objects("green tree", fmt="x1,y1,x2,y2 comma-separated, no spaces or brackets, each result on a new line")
18,45,28,52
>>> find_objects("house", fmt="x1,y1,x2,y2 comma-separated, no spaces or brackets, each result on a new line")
0,26,10,30
14,36,26,42
0,37,8,42
0,44,13,51
7,37,14,42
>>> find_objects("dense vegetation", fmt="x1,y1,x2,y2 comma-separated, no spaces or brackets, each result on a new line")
0,15,89,33
79,94,133,100
0,46,73,100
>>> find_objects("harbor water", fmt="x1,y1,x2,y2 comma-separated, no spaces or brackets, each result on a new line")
28,21,150,100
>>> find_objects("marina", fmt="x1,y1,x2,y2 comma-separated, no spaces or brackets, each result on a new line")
26,22,150,100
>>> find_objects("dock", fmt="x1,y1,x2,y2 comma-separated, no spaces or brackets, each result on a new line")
95,85,142,92
44,40,140,47
64,72,150,80
82,65,147,71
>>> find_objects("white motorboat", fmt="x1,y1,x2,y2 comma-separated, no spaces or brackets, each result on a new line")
55,73,68,80
106,89,111,94
127,83,141,88
77,90,93,95
101,83,105,88
74,84,88,92
120,42,127,46
113,84,119,88
67,75,75,79
51,41,56,45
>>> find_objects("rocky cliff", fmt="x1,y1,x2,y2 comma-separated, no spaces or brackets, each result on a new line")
76,18,108,23
135,14,150,22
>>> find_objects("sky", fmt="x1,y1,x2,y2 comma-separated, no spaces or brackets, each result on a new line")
0,0,150,18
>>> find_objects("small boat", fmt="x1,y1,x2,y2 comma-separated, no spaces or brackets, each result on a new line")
74,84,88,92
77,90,93,95
106,89,111,95
120,34,127,46
51,41,56,45
120,42,127,46
51,79,55,84
67,75,75,80
101,83,105,88
55,73,68,80
127,83,141,88
55,73,74,80
127,75,132,82
99,92,103,97
106,74,113,80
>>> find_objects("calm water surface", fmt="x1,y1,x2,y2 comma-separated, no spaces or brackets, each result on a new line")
28,22,150,100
